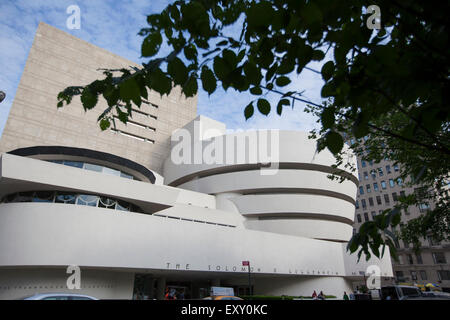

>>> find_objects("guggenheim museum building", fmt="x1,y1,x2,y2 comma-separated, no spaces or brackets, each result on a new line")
0,23,393,299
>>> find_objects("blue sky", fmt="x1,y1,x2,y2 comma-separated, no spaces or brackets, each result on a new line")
0,0,326,136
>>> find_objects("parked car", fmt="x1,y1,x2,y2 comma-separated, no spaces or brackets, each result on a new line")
380,285,447,300
23,293,98,300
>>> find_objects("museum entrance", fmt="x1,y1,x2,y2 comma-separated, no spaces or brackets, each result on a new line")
131,271,250,300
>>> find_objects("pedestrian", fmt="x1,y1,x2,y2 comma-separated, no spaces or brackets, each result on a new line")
312,290,317,299
349,291,355,300
343,291,349,300
318,291,325,300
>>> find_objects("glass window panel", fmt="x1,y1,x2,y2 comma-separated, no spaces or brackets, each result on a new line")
102,167,121,177
116,200,130,211
84,163,102,172
420,270,427,280
55,193,76,204
63,161,83,168
98,197,116,209
48,160,63,164
33,191,54,203
76,194,98,206
14,192,34,202
359,186,364,195
361,199,367,209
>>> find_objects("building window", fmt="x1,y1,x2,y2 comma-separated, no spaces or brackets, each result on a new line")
384,194,390,204
47,160,137,180
419,202,431,212
366,184,371,193
394,164,399,172
392,192,398,202
357,214,362,223
364,171,369,180
428,236,441,246
359,186,364,195
432,252,447,264
361,199,367,209
373,182,379,192
355,200,359,209
1,191,144,214
416,254,423,264
370,169,376,179
397,178,403,186
376,196,382,205
371,211,376,219
361,160,367,168
400,191,406,198
437,270,450,281
378,167,384,176
395,271,405,281
410,271,418,281
364,212,369,222
407,254,414,265
368,197,374,206
386,165,391,174
389,179,395,188
420,270,427,280
381,181,387,190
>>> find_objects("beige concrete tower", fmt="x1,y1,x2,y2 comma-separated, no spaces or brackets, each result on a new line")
0,22,197,175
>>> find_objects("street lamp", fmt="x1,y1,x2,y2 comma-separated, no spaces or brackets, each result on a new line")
0,91,5,103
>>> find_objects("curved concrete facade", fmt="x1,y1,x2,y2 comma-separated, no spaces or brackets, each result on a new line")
163,121,359,242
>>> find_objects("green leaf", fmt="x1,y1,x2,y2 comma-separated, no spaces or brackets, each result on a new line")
184,44,197,61
141,32,162,57
275,76,291,87
301,2,323,24
257,98,271,115
120,78,141,103
99,118,111,131
325,131,344,154
321,82,335,98
321,61,334,81
276,98,290,115
213,56,229,80
250,87,263,95
244,102,254,120
321,107,335,129
312,50,325,61
80,87,98,110
247,1,274,29
352,111,370,138
167,58,188,86
200,67,217,95
243,61,262,85
147,68,172,96
183,74,198,97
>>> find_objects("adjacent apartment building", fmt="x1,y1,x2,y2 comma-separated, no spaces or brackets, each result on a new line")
352,151,450,292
